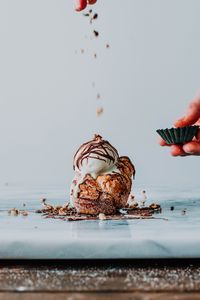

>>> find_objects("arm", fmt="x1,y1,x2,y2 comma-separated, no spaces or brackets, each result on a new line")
159,92,200,156
74,0,97,12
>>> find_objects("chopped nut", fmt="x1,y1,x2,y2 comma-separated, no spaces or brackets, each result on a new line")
55,205,62,210
58,208,66,216
149,203,160,210
99,213,106,220
129,202,138,209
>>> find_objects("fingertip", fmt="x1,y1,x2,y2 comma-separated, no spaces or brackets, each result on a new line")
159,138,166,146
183,142,200,155
87,0,97,4
170,145,185,157
75,0,87,11
174,118,186,128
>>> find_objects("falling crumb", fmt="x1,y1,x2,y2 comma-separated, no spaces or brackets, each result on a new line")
94,53,97,58
93,13,98,20
96,107,104,117
89,9,92,14
93,30,99,37
81,49,85,54
170,206,174,211
106,44,110,48
99,213,106,221
83,13,90,17
23,203,26,207
97,93,101,99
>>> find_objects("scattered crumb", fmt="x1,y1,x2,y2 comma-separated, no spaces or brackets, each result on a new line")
182,209,187,215
96,107,104,117
8,208,19,216
129,202,138,209
170,206,174,211
149,203,161,210
21,211,28,217
106,44,110,48
130,194,134,200
98,213,106,221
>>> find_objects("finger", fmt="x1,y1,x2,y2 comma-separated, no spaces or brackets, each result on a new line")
75,0,87,11
196,128,200,141
87,0,97,4
159,138,169,147
170,145,186,157
174,101,200,128
183,141,200,156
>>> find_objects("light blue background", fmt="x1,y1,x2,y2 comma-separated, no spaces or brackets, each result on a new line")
0,0,199,189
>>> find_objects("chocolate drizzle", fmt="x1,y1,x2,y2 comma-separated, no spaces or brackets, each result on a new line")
73,135,119,171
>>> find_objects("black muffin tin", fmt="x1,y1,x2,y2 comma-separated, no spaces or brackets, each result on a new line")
156,126,199,145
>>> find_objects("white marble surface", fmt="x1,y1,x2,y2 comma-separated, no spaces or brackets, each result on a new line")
0,184,200,259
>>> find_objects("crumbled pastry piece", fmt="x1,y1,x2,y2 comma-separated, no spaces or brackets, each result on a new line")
129,202,139,209
149,203,161,210
8,208,19,216
140,190,147,207
98,213,106,220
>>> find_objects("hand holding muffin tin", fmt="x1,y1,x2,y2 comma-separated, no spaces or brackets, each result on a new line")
156,126,199,145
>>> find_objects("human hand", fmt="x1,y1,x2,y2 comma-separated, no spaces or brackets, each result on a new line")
74,0,97,12
159,93,200,156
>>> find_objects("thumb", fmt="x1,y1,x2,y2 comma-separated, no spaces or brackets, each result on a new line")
183,141,200,156
174,97,200,128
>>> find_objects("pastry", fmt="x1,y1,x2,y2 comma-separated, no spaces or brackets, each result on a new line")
70,135,135,215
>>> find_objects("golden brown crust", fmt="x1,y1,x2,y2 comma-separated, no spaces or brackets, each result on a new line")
72,156,135,215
